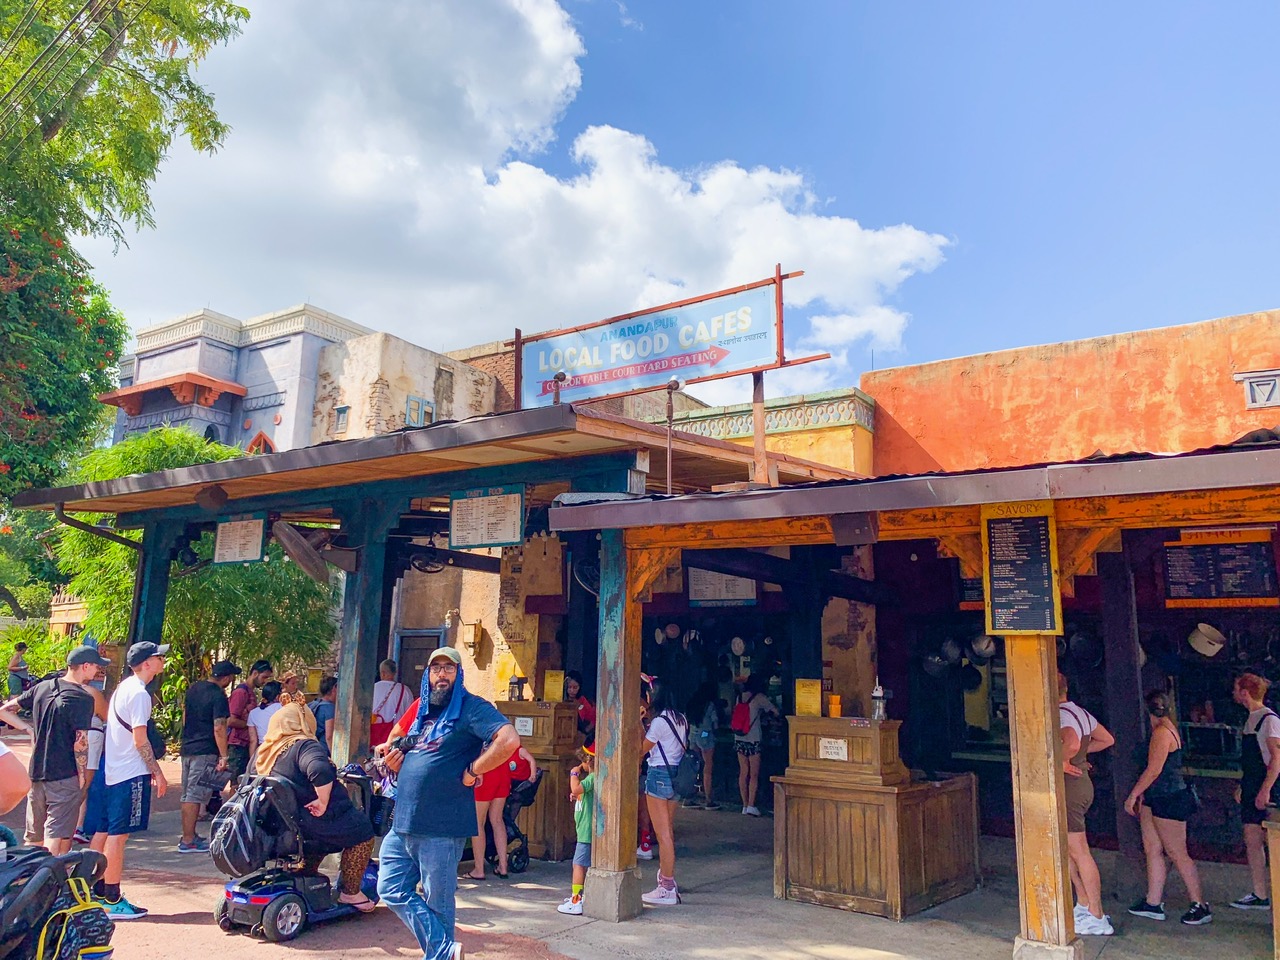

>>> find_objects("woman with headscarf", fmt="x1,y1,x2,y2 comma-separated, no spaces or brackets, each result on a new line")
256,695,376,912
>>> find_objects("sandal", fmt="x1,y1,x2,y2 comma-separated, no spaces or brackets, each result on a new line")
494,869,509,880
461,870,486,881
338,892,377,913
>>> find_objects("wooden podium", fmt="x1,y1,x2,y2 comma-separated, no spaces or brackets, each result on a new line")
773,717,979,920
498,700,580,862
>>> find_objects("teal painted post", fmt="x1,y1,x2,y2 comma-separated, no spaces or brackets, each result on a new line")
331,500,402,766
584,528,643,921
127,522,181,648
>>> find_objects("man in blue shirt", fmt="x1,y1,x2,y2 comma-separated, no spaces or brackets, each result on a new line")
309,676,337,753
377,646,519,960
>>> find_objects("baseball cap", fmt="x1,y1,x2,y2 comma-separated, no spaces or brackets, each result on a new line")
428,647,462,667
212,660,242,678
127,641,170,667
67,645,110,667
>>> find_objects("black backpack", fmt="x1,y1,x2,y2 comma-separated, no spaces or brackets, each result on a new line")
209,776,303,878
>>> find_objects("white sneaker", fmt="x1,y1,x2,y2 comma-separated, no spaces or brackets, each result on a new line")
641,884,680,905
1073,903,1089,921
557,895,584,915
449,943,465,960
636,844,654,861
1076,912,1114,936
743,805,761,817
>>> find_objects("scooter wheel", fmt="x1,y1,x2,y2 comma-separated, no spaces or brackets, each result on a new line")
214,899,233,932
261,893,308,942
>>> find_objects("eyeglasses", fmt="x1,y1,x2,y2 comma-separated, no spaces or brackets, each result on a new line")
428,663,458,675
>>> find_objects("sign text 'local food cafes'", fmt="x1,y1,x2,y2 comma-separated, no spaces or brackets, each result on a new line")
519,278,786,408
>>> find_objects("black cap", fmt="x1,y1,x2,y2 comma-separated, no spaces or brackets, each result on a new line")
126,641,170,667
250,659,273,675
212,660,242,678
67,645,110,667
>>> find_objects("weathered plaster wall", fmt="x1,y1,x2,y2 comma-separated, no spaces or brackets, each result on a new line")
820,547,877,716
313,333,498,443
861,310,1280,475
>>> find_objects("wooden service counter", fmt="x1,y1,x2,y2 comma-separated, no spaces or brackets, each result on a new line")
498,700,580,861
772,717,979,920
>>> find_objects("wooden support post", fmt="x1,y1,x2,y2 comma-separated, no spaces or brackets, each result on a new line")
1265,821,1280,960
1099,545,1146,904
331,500,402,767
585,528,644,921
127,521,182,647
751,371,769,485
1005,635,1082,960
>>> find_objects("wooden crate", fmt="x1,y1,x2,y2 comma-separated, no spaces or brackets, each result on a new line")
773,772,980,920
786,716,910,787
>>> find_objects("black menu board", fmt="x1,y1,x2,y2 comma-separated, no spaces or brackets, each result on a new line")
1165,541,1279,603
983,503,1062,635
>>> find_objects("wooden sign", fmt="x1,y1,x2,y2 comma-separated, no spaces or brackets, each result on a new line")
213,514,266,564
450,484,525,549
981,501,1063,636
543,669,565,702
687,568,758,607
795,679,823,717
1164,528,1279,608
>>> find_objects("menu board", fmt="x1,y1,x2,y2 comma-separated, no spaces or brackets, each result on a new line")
213,515,266,564
959,577,985,611
1164,541,1279,607
450,484,525,549
981,501,1063,636
687,568,758,607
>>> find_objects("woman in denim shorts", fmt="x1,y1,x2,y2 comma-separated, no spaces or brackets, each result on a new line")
640,680,687,906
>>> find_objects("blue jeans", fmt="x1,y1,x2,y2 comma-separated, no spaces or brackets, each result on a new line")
377,830,465,960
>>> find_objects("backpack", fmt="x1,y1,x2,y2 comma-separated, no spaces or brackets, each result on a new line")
654,714,703,799
209,775,303,878
730,694,753,736
35,876,114,960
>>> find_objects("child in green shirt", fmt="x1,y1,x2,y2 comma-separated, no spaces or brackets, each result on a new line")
558,743,595,915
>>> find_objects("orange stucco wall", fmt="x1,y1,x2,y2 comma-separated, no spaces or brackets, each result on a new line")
860,310,1280,475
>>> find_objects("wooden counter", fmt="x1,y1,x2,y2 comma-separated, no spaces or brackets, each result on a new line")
498,700,581,862
773,717,979,920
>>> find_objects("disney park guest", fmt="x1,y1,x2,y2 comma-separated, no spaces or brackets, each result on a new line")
1229,672,1280,911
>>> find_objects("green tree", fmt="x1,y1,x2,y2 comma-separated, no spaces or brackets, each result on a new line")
54,427,339,729
0,227,128,499
0,0,249,240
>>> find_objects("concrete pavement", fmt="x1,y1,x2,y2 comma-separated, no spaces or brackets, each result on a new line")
2,731,1272,960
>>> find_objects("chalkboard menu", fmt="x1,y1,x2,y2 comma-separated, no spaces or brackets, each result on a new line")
1165,542,1279,604
981,502,1063,635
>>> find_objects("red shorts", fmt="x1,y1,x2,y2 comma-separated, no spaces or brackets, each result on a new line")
474,760,512,802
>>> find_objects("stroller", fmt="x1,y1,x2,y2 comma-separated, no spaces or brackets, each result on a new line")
480,768,545,874
212,771,382,943
0,847,112,960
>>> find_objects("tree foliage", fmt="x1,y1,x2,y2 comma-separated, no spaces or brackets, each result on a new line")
55,427,340,693
0,226,128,499
0,0,250,240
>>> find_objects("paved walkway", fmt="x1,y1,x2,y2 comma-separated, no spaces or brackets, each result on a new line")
1,732,1272,959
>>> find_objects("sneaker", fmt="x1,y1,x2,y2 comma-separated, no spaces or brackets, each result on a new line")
97,896,148,920
177,837,209,854
1181,902,1213,925
557,895,584,915
641,884,680,906
1128,899,1165,921
681,797,704,809
1075,912,1114,935
1230,893,1270,910
743,805,761,817
449,942,464,960
72,829,90,846
703,800,721,810
636,843,654,861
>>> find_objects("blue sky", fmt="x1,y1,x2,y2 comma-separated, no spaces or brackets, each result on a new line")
554,2,1279,368
86,1,1279,398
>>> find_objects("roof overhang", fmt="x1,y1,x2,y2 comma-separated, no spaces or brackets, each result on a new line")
548,443,1280,536
99,372,248,417
14,404,855,519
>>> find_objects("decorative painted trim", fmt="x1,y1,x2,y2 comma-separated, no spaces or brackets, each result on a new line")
134,304,373,355
671,387,875,439
125,406,232,431
135,309,243,351
1235,368,1280,409
244,391,287,412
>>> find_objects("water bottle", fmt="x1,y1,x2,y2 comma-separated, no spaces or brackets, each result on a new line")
871,678,887,722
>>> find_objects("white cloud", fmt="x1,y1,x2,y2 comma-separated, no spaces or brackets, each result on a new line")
81,0,946,404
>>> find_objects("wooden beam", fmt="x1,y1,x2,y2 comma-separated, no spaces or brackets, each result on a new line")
127,521,182,646
1005,635,1081,960
625,515,834,550
682,547,891,606
628,546,680,602
1055,488,1280,529
935,533,983,579
585,529,644,921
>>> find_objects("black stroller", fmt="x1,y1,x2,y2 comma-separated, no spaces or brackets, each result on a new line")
480,768,545,874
